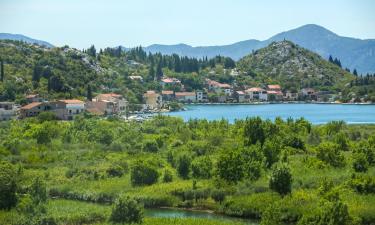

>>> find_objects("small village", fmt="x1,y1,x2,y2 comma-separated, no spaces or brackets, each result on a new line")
0,75,346,121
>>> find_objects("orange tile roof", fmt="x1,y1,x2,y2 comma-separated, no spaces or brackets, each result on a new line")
97,93,122,98
175,92,196,96
267,85,281,90
21,102,42,110
246,87,265,92
58,99,84,104
162,90,174,95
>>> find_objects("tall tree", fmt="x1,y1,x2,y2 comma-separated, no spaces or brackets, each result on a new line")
0,59,4,82
87,84,92,101
156,60,163,81
353,69,358,76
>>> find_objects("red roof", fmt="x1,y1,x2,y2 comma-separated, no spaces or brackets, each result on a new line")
161,78,181,83
21,102,42,110
246,87,265,92
175,92,196,97
97,93,122,98
267,90,283,95
207,79,231,88
58,99,84,104
162,90,174,95
236,91,245,95
267,84,281,90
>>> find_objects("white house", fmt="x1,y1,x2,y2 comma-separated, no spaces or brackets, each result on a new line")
245,87,268,101
196,90,208,102
175,92,196,103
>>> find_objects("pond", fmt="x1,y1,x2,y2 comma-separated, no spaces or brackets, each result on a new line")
165,103,375,124
145,208,258,224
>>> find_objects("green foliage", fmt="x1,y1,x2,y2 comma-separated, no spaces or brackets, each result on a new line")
162,169,173,183
349,174,375,194
143,139,159,153
260,203,283,225
315,142,345,167
352,152,369,172
217,149,244,184
110,195,143,224
244,117,265,146
269,164,293,196
0,161,18,210
191,156,213,179
177,153,192,179
211,189,226,204
131,161,159,186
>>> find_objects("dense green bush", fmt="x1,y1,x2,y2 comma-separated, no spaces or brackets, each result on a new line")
315,142,345,167
0,161,18,210
131,161,159,186
177,153,192,179
110,195,143,224
191,156,213,179
269,164,293,196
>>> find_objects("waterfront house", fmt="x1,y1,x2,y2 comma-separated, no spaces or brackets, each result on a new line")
93,93,127,114
0,102,17,121
162,90,175,102
245,87,268,101
267,90,283,101
175,92,196,103
267,84,281,92
143,91,162,110
206,79,232,95
285,91,299,101
196,90,208,103
301,88,317,100
234,91,246,103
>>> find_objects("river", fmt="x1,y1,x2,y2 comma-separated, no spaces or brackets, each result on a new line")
145,208,258,224
165,103,375,124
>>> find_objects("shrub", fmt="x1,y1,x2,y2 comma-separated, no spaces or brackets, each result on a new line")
162,169,173,183
110,195,143,224
143,139,159,153
211,189,226,204
217,149,244,184
106,164,124,177
177,153,191,179
131,161,159,186
269,164,292,196
0,161,17,210
191,156,212,179
315,142,345,167
349,174,375,194
352,152,368,173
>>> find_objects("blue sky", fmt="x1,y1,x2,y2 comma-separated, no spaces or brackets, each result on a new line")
0,0,374,49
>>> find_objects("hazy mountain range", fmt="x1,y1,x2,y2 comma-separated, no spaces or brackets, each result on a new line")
140,24,375,74
0,33,54,48
1,24,374,73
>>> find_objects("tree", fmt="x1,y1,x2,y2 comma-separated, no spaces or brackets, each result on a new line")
162,169,173,183
353,69,358,76
211,189,226,204
328,55,333,63
110,195,143,224
261,203,283,225
30,177,47,205
0,161,17,210
244,117,265,146
131,161,159,186
191,156,212,179
177,153,191,179
217,149,244,184
269,164,292,196
87,45,96,57
0,59,4,82
262,139,281,168
148,61,155,80
156,60,163,80
142,139,159,153
86,84,92,101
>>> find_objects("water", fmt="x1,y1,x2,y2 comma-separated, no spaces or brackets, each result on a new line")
165,103,375,124
145,208,258,224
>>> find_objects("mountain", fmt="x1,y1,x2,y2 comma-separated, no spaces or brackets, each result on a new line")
237,40,354,91
0,33,54,48
140,24,375,74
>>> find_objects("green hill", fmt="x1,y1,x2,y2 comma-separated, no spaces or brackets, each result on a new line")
237,40,355,92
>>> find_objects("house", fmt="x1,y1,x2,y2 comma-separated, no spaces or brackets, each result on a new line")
129,75,143,82
284,91,299,101
245,88,268,101
267,90,283,101
206,79,232,95
175,92,196,103
196,90,208,103
233,91,246,103
267,85,281,92
20,102,51,119
26,94,43,103
230,69,240,76
93,93,127,114
53,99,85,120
301,88,317,100
160,77,181,88
316,91,334,102
0,102,16,121
162,90,175,102
143,91,162,110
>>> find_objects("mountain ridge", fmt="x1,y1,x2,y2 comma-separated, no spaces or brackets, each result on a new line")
0,33,54,48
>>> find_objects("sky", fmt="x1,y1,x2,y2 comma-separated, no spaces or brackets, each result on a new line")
0,0,374,49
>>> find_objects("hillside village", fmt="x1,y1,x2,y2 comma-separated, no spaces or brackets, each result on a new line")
0,74,348,121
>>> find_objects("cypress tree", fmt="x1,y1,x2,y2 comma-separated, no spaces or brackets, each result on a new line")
328,55,333,63
353,69,358,76
156,60,163,80
0,59,4,82
87,84,92,101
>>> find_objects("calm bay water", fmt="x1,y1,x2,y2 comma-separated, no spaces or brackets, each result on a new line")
165,103,375,124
